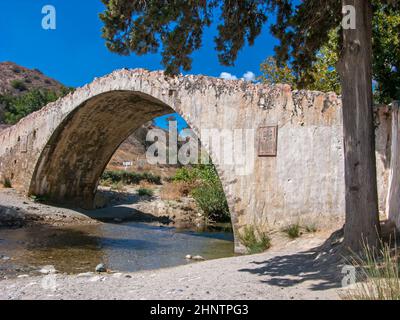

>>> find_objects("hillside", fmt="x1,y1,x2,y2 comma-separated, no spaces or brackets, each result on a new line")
0,61,65,96
0,62,68,125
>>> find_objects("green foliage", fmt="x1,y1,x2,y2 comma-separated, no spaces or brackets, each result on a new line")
173,164,230,222
0,88,73,124
101,170,161,185
173,167,199,183
261,4,400,102
259,57,297,88
238,225,271,254
10,79,27,91
283,223,301,239
373,5,400,104
191,181,230,222
137,187,154,197
99,1,267,74
110,181,126,192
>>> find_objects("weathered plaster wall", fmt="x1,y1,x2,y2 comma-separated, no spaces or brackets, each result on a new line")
0,69,393,251
385,102,400,229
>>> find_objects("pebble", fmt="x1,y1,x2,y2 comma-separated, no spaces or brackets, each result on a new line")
95,263,107,273
39,265,57,274
1,256,11,261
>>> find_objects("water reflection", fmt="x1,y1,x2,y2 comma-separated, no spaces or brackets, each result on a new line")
0,221,234,278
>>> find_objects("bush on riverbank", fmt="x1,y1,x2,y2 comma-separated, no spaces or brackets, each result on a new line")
137,187,154,197
173,164,230,222
101,170,161,186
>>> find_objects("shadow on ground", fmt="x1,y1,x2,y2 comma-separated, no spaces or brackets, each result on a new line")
238,230,345,291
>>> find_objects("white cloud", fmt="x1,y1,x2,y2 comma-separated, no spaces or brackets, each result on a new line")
243,71,256,82
219,72,238,80
219,71,256,82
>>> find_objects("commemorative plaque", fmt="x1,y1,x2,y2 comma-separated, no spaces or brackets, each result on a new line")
258,126,278,157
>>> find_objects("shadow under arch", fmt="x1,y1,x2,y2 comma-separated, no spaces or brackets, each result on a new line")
28,90,232,227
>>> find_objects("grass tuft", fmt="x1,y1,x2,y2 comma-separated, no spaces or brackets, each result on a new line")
238,225,271,254
283,223,301,239
344,240,400,300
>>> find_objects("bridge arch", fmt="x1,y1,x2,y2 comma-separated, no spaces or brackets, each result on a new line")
28,90,189,209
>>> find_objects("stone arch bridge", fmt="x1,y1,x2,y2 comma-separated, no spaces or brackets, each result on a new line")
0,69,397,251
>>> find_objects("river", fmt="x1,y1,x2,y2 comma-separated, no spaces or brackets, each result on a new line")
0,221,234,278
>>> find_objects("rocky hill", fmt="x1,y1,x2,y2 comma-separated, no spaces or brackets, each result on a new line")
0,62,67,125
0,61,65,96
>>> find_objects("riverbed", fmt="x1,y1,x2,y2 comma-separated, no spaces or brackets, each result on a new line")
0,221,234,279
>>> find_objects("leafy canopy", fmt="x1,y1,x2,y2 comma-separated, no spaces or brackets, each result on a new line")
100,0,399,101
260,3,400,104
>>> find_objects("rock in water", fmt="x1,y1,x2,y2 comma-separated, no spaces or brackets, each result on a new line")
95,263,107,273
185,255,192,260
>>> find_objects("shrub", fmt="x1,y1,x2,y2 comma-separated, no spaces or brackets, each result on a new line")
283,223,301,239
2,88,71,124
10,80,27,91
173,167,198,183
100,170,161,185
238,225,271,254
172,164,230,222
137,188,154,197
344,242,400,300
110,181,126,193
192,182,230,222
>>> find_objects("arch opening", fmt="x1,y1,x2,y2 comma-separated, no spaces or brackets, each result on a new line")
28,90,232,231
29,90,175,208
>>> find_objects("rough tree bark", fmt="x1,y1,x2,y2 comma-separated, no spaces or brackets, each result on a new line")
339,0,381,252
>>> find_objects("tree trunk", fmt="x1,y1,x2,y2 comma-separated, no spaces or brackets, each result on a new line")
339,0,380,252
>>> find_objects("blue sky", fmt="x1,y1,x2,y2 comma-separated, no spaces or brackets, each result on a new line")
0,0,278,129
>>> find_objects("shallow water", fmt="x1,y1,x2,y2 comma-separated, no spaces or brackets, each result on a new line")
0,221,234,278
